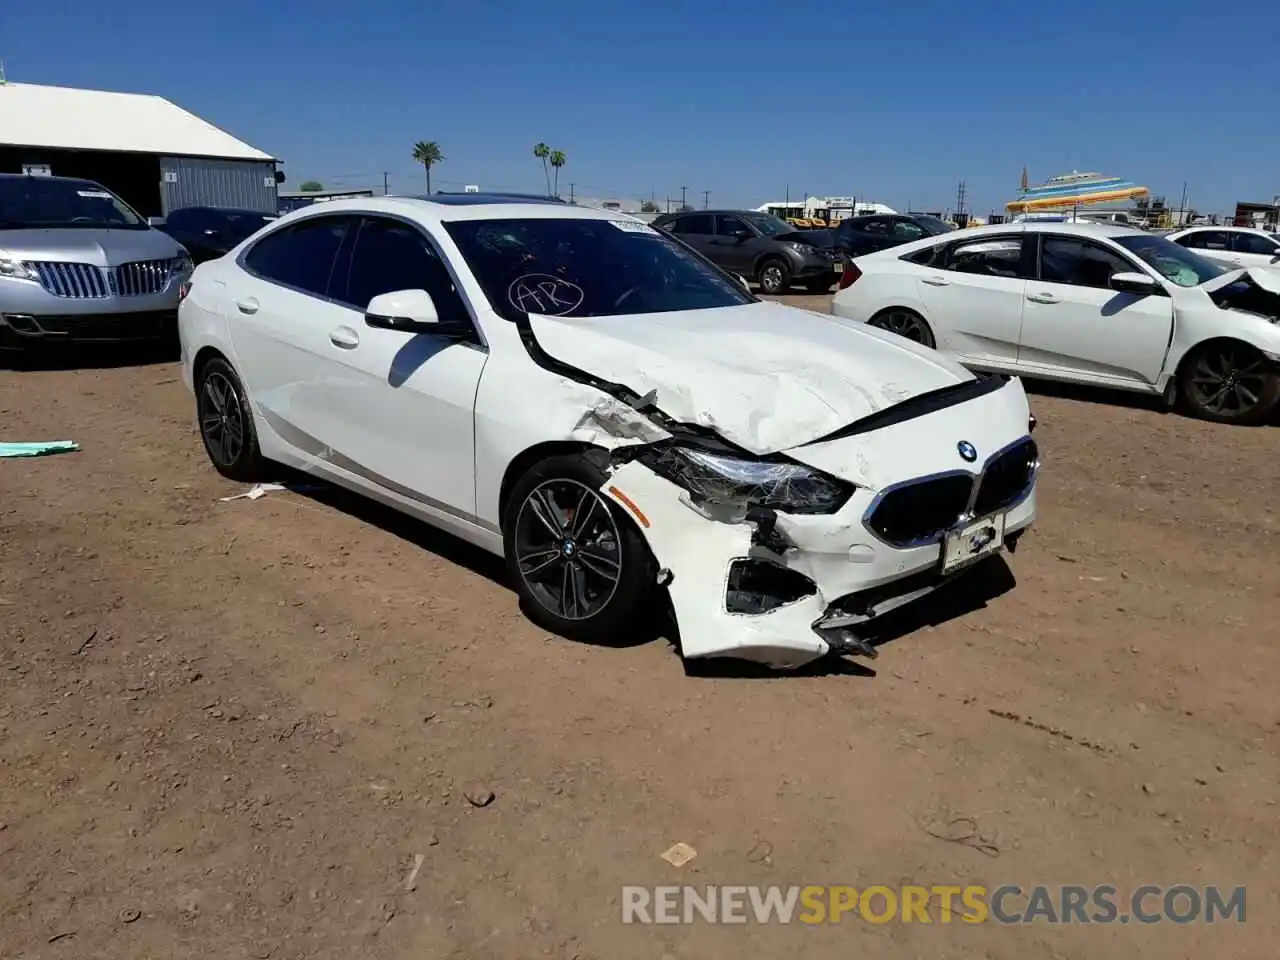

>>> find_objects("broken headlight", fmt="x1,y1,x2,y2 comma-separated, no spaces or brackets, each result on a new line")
638,445,852,515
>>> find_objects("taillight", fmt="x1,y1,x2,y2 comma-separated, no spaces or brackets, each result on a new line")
837,261,861,290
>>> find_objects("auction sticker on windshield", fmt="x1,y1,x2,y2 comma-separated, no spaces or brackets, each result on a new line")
941,513,1006,574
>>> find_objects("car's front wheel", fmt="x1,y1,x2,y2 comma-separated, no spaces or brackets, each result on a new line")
868,308,936,349
196,356,266,481
1178,340,1280,425
757,258,790,295
504,452,655,643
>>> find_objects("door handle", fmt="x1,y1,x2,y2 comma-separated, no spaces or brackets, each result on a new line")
235,297,259,314
1027,292,1059,304
922,275,950,286
328,326,360,349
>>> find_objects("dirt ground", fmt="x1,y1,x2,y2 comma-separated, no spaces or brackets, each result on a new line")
2,292,1277,959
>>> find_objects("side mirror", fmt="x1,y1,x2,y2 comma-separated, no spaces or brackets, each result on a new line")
365,288,442,332
1110,271,1159,296
732,229,751,242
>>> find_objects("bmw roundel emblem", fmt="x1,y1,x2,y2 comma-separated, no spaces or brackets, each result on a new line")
957,441,978,463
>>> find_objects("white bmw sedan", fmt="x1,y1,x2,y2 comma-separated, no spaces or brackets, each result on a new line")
178,195,1039,669
831,222,1280,424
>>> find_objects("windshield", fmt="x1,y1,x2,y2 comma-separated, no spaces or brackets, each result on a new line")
913,216,955,234
742,213,796,237
445,217,756,320
0,177,146,230
1112,234,1227,287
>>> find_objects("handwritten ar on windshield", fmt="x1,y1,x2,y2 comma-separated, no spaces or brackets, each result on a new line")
507,274,585,316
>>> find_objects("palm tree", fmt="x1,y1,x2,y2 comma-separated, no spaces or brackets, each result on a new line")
411,141,444,194
549,150,566,198
533,142,551,196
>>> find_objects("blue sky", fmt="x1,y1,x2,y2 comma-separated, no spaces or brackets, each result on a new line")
2,1,1277,215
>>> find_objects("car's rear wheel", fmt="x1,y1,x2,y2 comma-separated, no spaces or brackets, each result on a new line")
196,357,266,481
869,308,936,349
757,258,790,295
504,452,655,643
1178,340,1280,425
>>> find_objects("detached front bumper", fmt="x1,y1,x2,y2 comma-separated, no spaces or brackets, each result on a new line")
604,461,1035,669
600,377,1039,669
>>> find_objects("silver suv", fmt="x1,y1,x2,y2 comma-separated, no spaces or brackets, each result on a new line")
0,173,192,351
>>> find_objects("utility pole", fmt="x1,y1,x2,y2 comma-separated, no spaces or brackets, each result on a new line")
382,172,389,195
680,185,688,210
569,183,575,203
665,197,671,213
702,190,710,209
1178,181,1189,225
955,180,968,226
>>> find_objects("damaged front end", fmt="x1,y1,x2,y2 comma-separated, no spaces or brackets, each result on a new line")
514,311,1038,670
1204,267,1280,321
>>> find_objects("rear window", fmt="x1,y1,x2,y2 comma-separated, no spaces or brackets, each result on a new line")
444,217,755,320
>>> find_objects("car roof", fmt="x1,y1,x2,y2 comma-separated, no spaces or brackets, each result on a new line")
0,172,99,186
658,209,768,217
403,192,567,206
1171,224,1272,235
269,194,641,226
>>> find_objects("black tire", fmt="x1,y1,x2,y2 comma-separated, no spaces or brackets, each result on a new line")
503,452,655,644
1178,340,1280,425
195,356,266,481
804,278,833,294
868,308,936,349
756,257,791,295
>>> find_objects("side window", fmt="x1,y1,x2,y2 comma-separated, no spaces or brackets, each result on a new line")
1232,232,1278,256
1039,236,1134,288
939,237,1027,278
1179,230,1228,251
861,218,889,236
339,216,468,323
716,215,750,236
166,208,197,232
675,214,713,235
891,219,926,241
902,244,942,266
241,215,350,296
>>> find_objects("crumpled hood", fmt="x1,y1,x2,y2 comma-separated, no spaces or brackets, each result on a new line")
529,300,975,454
0,226,183,265
1201,266,1280,295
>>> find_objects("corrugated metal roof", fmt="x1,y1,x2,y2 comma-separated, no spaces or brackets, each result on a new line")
0,81,275,162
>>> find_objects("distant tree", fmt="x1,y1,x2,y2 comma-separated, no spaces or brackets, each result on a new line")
299,180,323,192
411,141,445,193
640,199,660,213
533,142,551,196
549,150,567,198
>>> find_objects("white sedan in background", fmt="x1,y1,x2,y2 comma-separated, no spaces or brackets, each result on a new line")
832,222,1280,424
1165,225,1280,272
178,194,1039,670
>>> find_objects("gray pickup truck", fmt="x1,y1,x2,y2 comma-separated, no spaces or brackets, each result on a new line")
0,173,192,351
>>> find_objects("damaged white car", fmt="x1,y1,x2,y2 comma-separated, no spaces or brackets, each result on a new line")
178,195,1039,669
832,222,1280,424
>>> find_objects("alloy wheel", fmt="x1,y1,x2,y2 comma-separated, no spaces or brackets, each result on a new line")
198,371,246,467
761,264,784,293
512,479,623,621
1187,345,1268,417
873,310,934,346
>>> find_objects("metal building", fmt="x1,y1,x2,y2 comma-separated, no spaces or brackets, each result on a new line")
0,80,280,217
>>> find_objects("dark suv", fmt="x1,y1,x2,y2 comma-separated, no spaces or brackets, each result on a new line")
156,206,278,264
652,209,845,294
831,214,955,258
